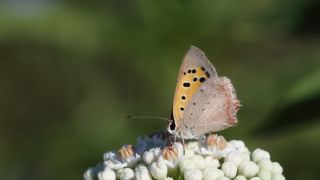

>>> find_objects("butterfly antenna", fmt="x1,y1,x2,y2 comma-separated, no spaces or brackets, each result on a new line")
127,115,170,121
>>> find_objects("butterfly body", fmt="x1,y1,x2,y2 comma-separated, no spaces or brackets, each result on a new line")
168,46,240,139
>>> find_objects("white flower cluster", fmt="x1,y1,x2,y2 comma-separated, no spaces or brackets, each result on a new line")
84,134,285,180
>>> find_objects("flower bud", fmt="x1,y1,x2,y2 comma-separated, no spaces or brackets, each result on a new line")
134,164,152,180
97,167,116,180
238,161,259,178
258,169,271,180
204,156,220,168
184,168,203,180
117,168,134,180
252,149,270,163
249,177,261,180
272,162,283,175
221,161,237,179
225,151,242,167
234,175,247,180
83,167,96,180
258,158,273,172
203,167,224,180
149,160,168,179
272,174,285,180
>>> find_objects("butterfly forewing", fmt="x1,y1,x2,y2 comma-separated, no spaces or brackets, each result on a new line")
172,46,218,128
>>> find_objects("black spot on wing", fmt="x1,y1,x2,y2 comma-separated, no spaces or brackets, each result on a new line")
201,66,205,71
192,69,196,73
183,82,191,87
180,107,184,111
199,77,206,83
193,77,198,82
181,95,186,100
205,71,210,78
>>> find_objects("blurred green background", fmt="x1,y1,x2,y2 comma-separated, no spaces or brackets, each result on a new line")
0,0,319,179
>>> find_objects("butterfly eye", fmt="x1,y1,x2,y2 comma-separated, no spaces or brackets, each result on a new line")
169,121,176,131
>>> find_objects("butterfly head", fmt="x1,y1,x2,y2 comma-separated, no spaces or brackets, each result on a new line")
167,119,177,135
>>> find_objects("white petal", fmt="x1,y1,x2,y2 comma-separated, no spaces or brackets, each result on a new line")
134,164,152,180
272,174,285,180
252,149,270,163
83,167,96,180
97,167,116,180
149,160,168,179
258,158,273,172
221,162,237,179
203,167,224,180
234,175,247,180
272,162,283,175
258,169,271,180
179,157,197,173
184,169,203,180
117,168,134,180
238,161,259,178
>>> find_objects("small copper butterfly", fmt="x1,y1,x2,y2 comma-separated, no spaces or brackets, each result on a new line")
167,46,241,139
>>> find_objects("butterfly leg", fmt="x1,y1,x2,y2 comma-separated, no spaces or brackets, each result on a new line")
198,135,207,153
180,131,186,155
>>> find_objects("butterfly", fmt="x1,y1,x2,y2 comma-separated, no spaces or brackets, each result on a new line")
167,46,241,140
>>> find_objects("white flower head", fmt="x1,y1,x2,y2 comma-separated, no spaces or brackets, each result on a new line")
85,133,285,180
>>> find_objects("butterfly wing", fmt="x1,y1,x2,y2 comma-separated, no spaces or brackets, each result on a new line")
172,46,218,129
182,76,240,139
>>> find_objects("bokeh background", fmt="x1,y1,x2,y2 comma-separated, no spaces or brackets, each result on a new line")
0,0,319,179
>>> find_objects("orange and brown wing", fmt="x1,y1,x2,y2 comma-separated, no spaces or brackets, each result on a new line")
172,46,217,127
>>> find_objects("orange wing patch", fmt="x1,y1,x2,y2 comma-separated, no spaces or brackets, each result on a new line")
173,66,211,121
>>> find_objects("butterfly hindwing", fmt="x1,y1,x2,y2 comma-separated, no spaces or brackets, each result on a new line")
182,76,239,138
